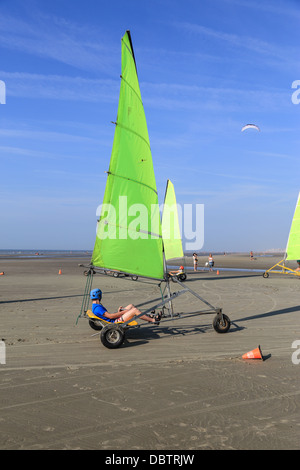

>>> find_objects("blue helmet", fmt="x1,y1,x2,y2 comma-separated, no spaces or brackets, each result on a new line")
90,288,102,300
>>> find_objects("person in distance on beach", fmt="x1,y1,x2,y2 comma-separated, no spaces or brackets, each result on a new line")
208,253,214,272
90,288,162,324
193,253,198,271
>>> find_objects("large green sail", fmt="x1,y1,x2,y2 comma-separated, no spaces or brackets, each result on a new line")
162,180,184,260
285,192,300,261
92,31,164,279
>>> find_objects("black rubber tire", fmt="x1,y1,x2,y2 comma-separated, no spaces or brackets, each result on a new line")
213,314,231,333
100,324,125,349
263,272,269,278
89,319,103,331
84,269,96,276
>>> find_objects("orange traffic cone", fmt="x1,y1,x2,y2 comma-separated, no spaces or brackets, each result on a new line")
0,272,4,275
217,270,220,275
58,269,62,275
242,345,263,360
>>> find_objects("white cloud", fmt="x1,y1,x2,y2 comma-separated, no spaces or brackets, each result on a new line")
0,70,119,102
0,127,100,143
0,145,94,161
0,69,289,114
0,11,117,74
177,21,297,65
143,81,289,112
221,0,300,20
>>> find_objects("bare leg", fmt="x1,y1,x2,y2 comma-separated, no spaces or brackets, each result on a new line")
121,305,155,323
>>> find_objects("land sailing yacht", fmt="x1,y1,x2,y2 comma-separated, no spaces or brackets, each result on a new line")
77,31,231,348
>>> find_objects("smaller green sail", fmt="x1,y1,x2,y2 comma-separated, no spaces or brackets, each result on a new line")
162,180,184,260
286,192,300,261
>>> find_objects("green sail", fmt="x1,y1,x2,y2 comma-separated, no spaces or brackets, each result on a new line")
285,192,300,261
92,31,164,279
162,180,184,260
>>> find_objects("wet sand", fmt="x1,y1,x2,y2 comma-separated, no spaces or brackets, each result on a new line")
0,254,299,450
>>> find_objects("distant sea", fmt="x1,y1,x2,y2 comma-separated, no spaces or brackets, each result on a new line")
0,249,282,259
0,250,92,259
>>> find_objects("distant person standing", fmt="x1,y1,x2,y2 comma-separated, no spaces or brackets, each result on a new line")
193,253,198,271
208,253,214,272
250,251,254,261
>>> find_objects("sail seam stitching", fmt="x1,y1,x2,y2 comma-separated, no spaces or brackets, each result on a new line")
121,75,143,106
122,38,135,62
100,219,162,238
107,171,158,195
116,121,151,150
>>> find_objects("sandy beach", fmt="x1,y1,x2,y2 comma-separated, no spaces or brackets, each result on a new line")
0,253,299,450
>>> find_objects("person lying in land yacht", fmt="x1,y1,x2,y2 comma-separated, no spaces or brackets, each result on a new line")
90,288,162,324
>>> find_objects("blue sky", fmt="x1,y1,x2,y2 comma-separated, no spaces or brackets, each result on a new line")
0,0,299,252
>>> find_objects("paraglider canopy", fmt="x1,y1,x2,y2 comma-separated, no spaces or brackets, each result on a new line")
241,124,260,132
